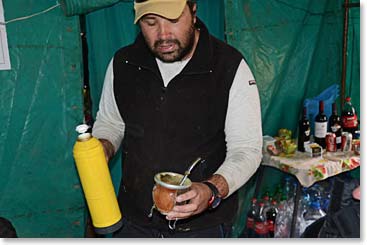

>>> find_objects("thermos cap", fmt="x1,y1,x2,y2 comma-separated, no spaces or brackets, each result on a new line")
76,124,90,134
76,124,91,141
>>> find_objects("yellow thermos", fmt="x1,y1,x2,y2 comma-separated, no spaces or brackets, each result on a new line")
73,124,122,234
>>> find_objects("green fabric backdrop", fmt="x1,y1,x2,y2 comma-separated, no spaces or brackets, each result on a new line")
0,0,85,237
225,0,359,137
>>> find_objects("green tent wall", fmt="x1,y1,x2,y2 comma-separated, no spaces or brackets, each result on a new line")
0,0,360,237
0,0,85,237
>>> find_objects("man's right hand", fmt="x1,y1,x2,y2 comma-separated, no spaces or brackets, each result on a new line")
98,139,115,163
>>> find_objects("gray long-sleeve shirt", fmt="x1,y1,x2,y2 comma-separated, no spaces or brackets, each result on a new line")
92,58,263,197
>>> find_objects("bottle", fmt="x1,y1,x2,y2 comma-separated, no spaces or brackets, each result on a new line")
73,124,123,234
298,107,311,152
341,97,359,137
254,202,270,238
295,188,311,237
245,198,258,237
262,194,271,212
273,184,283,203
283,176,295,201
314,100,328,149
328,102,342,149
303,199,326,228
266,200,278,238
299,187,311,212
274,194,292,238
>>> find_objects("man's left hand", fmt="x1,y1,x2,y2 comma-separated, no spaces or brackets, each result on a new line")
165,182,211,220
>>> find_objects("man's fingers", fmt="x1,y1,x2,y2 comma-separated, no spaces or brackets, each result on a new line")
176,189,197,202
165,203,198,220
172,203,198,213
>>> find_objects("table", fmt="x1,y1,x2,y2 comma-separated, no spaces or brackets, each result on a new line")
259,150,360,237
262,151,360,187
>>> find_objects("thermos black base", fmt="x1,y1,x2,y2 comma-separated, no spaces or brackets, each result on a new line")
94,218,123,235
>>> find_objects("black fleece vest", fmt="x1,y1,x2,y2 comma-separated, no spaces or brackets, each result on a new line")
113,19,243,231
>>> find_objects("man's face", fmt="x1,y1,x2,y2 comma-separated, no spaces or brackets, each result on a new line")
139,5,197,62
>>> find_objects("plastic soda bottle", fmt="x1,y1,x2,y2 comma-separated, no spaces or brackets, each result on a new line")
254,202,270,238
303,199,326,228
245,198,258,237
342,97,359,137
266,200,278,238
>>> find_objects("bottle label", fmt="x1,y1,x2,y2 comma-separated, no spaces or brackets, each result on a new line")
336,136,341,144
305,129,310,137
267,220,275,232
315,122,327,138
255,222,268,234
246,217,254,228
342,115,358,128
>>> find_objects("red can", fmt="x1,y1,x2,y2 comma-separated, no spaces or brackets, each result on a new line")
341,132,353,152
326,133,337,152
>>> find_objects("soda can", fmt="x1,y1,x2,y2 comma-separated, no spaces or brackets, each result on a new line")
341,132,353,152
352,139,360,155
326,133,337,152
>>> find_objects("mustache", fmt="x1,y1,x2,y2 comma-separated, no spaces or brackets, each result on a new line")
154,39,180,48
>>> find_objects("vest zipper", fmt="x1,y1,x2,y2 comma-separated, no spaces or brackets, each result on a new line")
122,59,162,82
123,59,213,79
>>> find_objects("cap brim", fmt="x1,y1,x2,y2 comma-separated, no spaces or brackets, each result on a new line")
134,0,187,24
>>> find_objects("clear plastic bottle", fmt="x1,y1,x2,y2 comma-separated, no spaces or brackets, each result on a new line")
284,177,294,200
307,184,322,203
284,178,297,214
274,194,292,238
294,188,311,237
303,199,326,228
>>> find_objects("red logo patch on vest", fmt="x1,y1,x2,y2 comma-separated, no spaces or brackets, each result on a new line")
249,80,256,85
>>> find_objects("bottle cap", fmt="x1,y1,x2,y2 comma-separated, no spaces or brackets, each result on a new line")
76,124,91,141
76,124,90,134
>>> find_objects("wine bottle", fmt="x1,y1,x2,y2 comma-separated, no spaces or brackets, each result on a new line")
314,100,328,149
328,102,342,149
298,107,310,152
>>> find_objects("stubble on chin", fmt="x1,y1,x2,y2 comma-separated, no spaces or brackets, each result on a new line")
150,24,196,63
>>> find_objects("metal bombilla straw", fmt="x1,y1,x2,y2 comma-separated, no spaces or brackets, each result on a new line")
168,157,204,231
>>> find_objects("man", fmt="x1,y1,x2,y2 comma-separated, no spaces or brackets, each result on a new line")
92,0,262,238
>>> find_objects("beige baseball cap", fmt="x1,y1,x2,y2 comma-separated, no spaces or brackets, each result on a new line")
134,0,187,24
